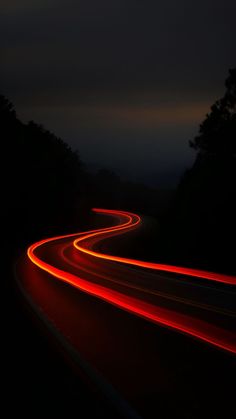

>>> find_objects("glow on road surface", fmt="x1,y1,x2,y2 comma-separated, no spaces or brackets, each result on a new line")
74,209,236,286
27,208,236,354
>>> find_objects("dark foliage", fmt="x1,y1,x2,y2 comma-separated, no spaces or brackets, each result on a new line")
190,68,236,156
162,69,236,273
2,95,89,252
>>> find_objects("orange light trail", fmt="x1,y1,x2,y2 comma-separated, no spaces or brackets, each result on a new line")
26,208,236,354
74,209,236,286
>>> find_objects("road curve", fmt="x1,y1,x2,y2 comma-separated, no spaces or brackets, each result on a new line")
24,208,236,355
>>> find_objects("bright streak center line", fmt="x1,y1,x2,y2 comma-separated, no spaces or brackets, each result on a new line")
26,208,236,354
73,209,236,286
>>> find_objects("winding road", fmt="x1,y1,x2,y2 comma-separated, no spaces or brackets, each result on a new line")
16,208,236,417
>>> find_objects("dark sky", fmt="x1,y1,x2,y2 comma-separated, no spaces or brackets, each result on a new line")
1,0,236,187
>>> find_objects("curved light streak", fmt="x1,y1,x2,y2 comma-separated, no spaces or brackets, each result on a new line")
60,243,236,319
27,208,236,354
74,209,236,286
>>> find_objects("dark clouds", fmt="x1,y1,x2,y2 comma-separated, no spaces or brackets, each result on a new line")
1,0,236,185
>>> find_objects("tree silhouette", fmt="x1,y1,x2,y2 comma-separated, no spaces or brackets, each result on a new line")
190,68,236,156
0,94,16,121
163,69,236,273
2,94,87,249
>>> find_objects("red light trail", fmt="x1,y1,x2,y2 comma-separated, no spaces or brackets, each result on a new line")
24,208,236,355
74,209,236,286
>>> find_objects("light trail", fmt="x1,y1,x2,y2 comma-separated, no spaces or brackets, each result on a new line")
74,209,236,286
60,243,236,318
26,208,236,354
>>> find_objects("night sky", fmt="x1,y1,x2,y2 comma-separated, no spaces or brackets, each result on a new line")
1,0,236,187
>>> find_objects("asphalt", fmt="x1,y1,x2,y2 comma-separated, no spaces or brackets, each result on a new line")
15,210,236,418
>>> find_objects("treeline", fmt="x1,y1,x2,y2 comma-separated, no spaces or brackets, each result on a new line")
160,68,236,274
2,95,170,255
4,68,235,274
2,95,88,251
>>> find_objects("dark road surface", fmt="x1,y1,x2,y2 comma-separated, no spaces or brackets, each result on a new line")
16,209,236,418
